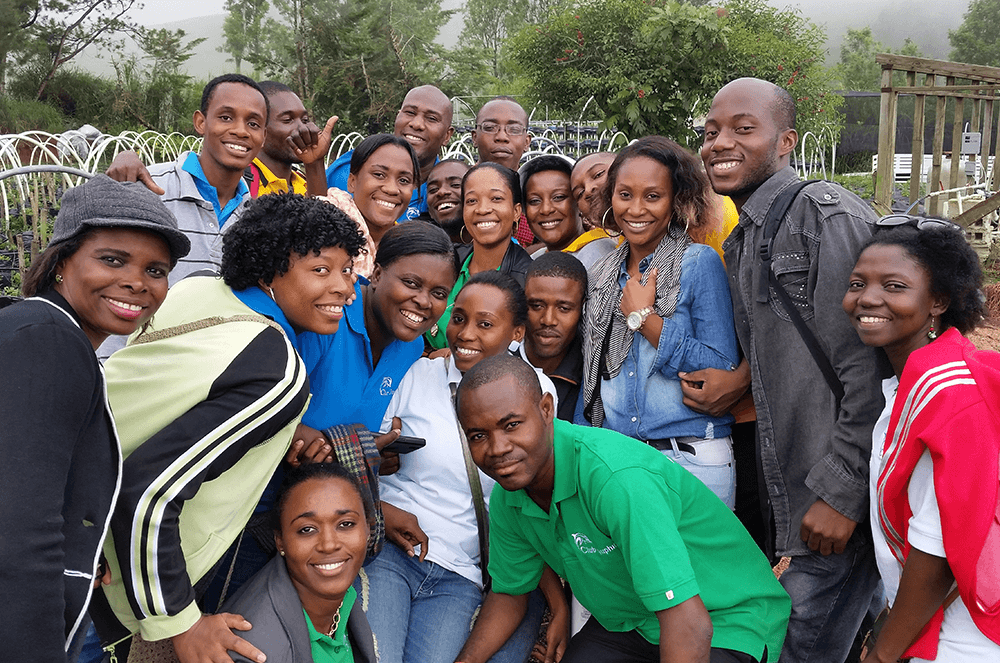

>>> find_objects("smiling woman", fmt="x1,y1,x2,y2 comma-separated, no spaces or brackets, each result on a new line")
220,463,377,663
425,162,534,350
0,175,189,663
347,134,420,246
580,136,741,508
90,194,368,663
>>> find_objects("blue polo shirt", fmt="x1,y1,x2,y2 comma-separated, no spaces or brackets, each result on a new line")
181,152,249,227
297,279,424,432
326,149,432,221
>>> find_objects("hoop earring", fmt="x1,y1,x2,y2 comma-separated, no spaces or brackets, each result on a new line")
927,317,938,340
512,218,520,235
460,225,473,244
600,208,622,238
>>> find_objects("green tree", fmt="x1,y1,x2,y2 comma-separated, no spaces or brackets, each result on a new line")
220,0,268,74
508,0,837,147
0,1,41,95
137,28,206,131
837,27,925,92
247,0,453,132
949,0,1000,66
459,0,529,79
26,0,142,101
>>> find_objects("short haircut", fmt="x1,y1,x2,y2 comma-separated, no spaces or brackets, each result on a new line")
604,135,711,230
221,193,366,290
271,462,374,531
571,151,616,176
460,270,528,328
525,251,588,293
201,73,270,123
375,221,458,276
457,353,542,412
349,133,420,183
476,96,527,124
771,85,796,132
429,158,471,178
866,221,986,334
463,161,523,208
519,154,573,197
258,80,294,98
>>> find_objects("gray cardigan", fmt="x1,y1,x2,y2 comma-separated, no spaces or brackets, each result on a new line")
222,555,377,663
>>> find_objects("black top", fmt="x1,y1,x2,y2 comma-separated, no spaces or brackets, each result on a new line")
456,240,534,288
0,290,119,663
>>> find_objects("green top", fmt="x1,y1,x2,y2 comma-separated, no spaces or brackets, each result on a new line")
425,252,475,350
303,585,357,663
488,419,790,661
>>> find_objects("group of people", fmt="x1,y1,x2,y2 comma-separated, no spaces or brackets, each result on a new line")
2,68,999,663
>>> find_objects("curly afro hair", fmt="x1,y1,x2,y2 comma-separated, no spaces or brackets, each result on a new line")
867,221,986,334
221,193,366,290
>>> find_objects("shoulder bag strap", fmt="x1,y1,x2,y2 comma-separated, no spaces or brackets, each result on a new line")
131,314,283,345
447,358,491,592
758,180,845,409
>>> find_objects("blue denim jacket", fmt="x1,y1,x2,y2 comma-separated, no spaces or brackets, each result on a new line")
584,243,738,440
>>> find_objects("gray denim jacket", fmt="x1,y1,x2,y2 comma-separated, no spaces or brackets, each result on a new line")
723,167,884,556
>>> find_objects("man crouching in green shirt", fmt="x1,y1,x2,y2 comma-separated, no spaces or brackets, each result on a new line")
453,355,790,663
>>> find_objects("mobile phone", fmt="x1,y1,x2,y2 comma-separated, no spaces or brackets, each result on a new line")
383,435,426,454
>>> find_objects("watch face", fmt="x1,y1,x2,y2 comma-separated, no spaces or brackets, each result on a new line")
627,311,642,331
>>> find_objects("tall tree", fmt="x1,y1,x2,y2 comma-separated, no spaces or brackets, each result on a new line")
837,27,925,92
29,0,141,100
220,0,268,74
459,0,528,79
949,0,1000,66
0,1,40,95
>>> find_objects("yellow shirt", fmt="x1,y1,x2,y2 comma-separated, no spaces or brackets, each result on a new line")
251,158,308,196
701,196,739,262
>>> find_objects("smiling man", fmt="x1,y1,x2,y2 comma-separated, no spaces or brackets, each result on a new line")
519,252,587,422
685,77,883,663
417,158,470,243
327,85,455,220
453,355,790,663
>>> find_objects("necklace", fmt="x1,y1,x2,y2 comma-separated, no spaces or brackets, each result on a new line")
326,606,342,638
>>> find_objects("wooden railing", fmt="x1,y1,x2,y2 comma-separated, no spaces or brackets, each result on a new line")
875,54,1000,224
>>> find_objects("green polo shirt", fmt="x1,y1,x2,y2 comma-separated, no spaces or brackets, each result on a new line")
488,419,790,661
302,585,356,663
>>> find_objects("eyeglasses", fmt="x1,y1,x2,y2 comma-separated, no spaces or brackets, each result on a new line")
477,122,527,136
875,214,963,233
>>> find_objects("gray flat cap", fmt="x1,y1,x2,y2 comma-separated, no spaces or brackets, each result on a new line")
50,174,191,262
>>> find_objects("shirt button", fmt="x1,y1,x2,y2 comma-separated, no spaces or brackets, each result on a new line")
631,417,637,422
628,371,634,376
824,193,832,200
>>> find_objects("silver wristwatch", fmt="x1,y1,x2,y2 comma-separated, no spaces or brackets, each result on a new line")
626,306,654,331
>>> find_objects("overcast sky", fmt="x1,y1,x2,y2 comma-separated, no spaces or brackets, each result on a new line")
137,0,226,25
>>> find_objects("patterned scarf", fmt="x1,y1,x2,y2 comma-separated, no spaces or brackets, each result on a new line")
582,224,691,426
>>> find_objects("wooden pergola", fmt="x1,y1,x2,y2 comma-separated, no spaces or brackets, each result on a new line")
875,54,1000,226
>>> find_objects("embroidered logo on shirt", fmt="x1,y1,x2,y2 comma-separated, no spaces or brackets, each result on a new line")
380,377,394,396
572,532,616,555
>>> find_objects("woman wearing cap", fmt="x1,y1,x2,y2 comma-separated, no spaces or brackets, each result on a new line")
0,174,190,663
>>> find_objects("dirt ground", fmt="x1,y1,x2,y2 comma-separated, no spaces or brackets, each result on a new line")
970,283,1000,352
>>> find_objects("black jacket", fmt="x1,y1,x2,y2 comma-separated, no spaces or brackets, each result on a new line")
456,240,534,288
222,555,377,663
0,291,120,663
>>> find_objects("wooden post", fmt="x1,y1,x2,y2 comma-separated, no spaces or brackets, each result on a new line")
950,94,965,193
982,97,994,188
910,71,926,205
930,78,947,217
876,65,898,212
970,97,981,185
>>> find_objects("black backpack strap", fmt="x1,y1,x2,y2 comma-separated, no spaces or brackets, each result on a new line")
758,180,845,409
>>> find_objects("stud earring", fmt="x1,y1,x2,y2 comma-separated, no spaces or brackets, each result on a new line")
55,274,63,284
928,317,938,340
279,550,285,557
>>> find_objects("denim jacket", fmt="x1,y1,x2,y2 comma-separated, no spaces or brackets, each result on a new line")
723,167,883,556
591,243,738,440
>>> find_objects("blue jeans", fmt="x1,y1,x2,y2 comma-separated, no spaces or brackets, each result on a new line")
658,436,735,509
778,531,879,663
360,543,545,663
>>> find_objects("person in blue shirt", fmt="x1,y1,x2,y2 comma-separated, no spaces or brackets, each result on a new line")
327,85,455,221
578,136,740,508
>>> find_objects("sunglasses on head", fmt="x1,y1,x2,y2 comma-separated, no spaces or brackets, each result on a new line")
875,214,963,233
